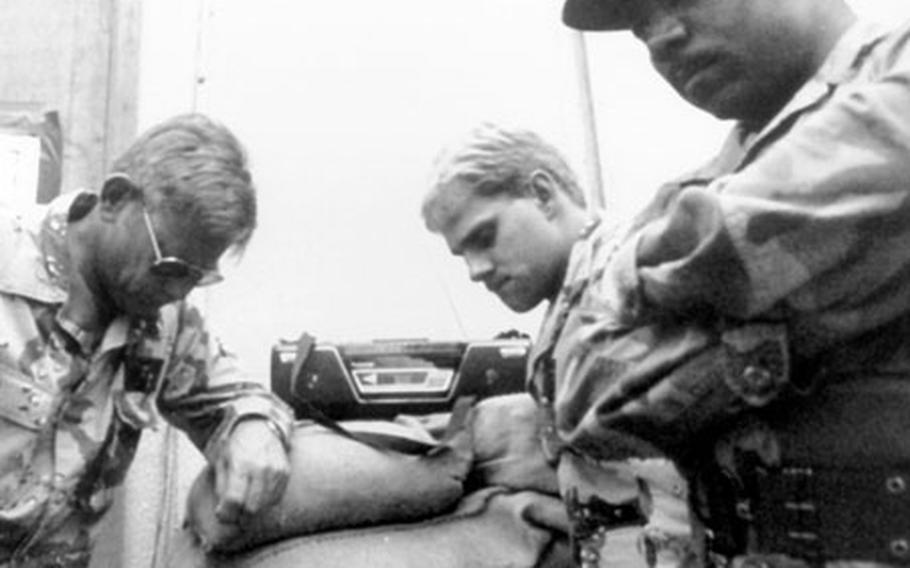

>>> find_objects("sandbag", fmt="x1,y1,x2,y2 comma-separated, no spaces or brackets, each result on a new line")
185,418,473,553
169,487,572,568
469,393,559,494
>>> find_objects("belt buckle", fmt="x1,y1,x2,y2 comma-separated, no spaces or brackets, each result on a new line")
536,403,565,464
707,551,732,568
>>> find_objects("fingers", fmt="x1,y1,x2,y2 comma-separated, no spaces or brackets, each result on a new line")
237,466,281,517
256,460,290,510
212,420,292,524
214,464,288,523
268,463,290,506
214,460,249,524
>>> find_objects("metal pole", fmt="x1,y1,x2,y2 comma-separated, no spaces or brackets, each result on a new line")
571,30,606,213
153,6,212,568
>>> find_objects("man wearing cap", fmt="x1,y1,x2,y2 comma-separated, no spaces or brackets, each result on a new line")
555,0,910,566
0,113,292,566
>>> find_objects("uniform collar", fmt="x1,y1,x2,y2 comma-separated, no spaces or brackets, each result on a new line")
527,211,615,382
0,192,79,304
814,19,889,85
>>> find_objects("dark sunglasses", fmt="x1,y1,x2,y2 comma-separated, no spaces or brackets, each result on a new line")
141,206,223,287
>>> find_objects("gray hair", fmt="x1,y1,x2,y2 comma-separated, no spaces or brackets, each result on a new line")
422,123,585,231
111,113,256,253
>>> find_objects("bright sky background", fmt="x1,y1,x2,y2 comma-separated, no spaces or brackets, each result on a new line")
138,0,910,377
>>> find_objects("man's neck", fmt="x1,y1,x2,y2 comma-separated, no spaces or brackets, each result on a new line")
739,4,857,129
544,210,597,305
564,206,595,239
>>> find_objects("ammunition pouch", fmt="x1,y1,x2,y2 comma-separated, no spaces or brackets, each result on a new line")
694,375,910,567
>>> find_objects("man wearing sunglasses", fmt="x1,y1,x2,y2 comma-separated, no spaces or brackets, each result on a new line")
555,0,910,566
0,113,292,566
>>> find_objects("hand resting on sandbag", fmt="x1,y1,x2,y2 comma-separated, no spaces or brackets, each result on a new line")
185,418,473,554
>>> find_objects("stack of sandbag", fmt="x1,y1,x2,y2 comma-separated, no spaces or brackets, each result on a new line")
177,394,571,567
185,416,474,553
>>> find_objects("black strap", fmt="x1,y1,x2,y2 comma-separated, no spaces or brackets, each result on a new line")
290,332,468,455
289,331,317,395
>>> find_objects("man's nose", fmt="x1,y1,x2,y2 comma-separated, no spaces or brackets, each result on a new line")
465,253,493,282
640,12,688,61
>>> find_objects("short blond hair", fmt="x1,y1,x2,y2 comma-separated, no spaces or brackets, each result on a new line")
422,123,585,232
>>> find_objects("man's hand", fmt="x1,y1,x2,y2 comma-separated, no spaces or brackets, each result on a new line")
213,418,291,524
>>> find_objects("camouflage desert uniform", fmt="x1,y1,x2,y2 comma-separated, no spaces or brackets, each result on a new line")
550,19,910,568
0,192,294,567
528,216,697,568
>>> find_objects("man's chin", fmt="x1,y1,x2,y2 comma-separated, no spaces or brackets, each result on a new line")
684,85,781,123
499,294,539,314
120,299,163,321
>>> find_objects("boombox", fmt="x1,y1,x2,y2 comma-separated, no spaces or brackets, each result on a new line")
271,333,531,420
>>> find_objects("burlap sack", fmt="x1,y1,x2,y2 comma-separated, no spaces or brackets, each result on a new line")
170,487,571,568
185,418,473,553
469,393,559,494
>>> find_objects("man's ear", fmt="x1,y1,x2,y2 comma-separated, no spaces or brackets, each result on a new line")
99,173,141,217
528,170,560,217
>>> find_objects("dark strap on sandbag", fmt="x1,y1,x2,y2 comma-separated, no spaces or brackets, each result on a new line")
291,332,471,455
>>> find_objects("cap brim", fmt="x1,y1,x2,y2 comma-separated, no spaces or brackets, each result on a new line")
562,0,630,31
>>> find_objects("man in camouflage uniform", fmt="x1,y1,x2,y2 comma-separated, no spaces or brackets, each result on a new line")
556,0,910,566
0,113,293,567
422,123,696,567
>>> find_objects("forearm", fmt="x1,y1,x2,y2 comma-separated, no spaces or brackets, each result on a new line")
555,318,789,463
160,383,293,462
156,303,294,461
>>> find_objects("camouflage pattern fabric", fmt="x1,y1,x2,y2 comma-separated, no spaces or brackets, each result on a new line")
0,192,293,564
530,18,910,568
527,217,698,568
531,18,910,568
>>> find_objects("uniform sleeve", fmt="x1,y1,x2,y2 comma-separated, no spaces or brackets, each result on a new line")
613,54,910,340
156,302,294,462
553,34,910,460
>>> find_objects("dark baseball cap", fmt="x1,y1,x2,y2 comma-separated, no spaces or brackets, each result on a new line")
562,0,631,31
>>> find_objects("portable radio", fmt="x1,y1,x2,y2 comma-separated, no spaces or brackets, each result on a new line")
270,333,531,419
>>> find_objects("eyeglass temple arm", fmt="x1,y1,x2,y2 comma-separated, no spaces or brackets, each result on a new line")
141,208,164,259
